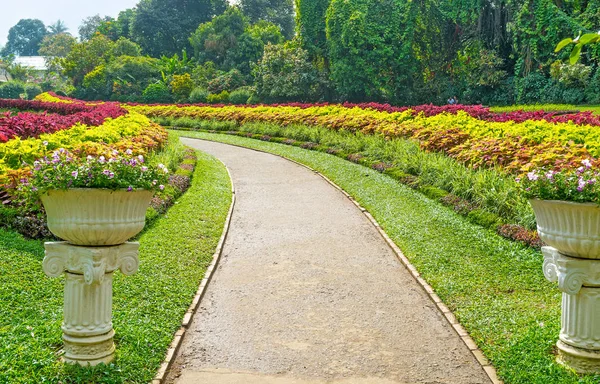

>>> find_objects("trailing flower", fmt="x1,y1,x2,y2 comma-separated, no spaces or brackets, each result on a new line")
28,149,169,194
519,159,600,203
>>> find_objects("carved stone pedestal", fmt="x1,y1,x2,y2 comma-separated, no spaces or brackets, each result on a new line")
543,246,600,373
43,242,140,366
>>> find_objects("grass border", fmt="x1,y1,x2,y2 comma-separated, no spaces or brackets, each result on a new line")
152,158,236,383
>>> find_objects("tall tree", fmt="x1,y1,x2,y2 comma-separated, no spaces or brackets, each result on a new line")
62,34,115,86
48,20,69,35
131,0,227,57
1,19,48,56
239,0,295,39
97,9,137,41
79,15,113,41
39,33,77,58
326,0,417,103
295,0,329,60
190,7,283,75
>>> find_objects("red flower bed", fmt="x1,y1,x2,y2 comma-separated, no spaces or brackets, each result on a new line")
127,99,600,125
0,103,127,143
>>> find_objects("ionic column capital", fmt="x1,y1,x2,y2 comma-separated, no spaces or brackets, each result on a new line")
542,246,600,295
43,242,140,285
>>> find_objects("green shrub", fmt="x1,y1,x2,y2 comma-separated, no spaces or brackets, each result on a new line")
24,83,43,100
418,185,449,200
0,82,25,99
207,90,230,104
467,209,503,229
207,69,245,94
229,88,253,105
142,83,172,104
189,87,209,103
170,73,194,101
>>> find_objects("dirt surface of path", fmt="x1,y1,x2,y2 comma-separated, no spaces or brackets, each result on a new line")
168,138,492,384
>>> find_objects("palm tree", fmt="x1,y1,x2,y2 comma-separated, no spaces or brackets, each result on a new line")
48,20,69,35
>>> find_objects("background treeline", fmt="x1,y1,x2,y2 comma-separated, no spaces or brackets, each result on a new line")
2,0,600,105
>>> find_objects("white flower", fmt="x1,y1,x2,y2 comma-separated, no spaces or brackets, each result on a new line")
582,159,593,168
125,149,133,155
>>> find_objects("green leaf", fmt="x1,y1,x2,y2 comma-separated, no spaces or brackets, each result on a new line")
579,33,599,45
555,38,573,52
570,43,583,64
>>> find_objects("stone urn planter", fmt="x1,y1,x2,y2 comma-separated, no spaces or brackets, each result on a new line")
530,199,600,373
41,188,153,366
41,188,153,246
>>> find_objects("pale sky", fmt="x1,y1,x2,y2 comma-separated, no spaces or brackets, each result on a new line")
0,0,140,47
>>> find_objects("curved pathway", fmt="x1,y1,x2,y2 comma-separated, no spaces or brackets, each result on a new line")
168,138,492,384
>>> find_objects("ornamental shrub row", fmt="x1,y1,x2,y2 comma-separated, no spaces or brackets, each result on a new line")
131,104,599,174
0,103,127,143
0,111,167,186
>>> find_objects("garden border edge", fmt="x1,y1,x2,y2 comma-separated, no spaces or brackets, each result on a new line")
177,133,503,384
151,153,236,384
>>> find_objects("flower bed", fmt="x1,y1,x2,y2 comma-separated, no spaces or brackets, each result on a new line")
132,104,599,174
0,103,127,143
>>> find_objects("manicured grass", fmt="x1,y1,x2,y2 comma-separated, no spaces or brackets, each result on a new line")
0,149,232,383
174,130,595,384
159,118,535,234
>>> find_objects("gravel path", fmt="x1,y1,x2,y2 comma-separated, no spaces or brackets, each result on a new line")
168,138,491,384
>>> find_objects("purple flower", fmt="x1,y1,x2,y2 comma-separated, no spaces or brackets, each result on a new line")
159,185,165,190
130,159,137,166
127,186,133,192
108,172,115,179
527,171,539,181
515,177,521,183
138,155,144,163
99,156,106,164
589,178,597,185
578,178,586,192
103,169,111,176
583,159,593,169
545,171,555,180
141,166,148,172
71,171,78,179
42,141,48,146
125,149,133,155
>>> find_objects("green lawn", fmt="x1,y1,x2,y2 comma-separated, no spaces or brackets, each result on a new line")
0,149,232,383
173,129,592,384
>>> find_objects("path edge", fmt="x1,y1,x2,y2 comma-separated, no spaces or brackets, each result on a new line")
179,134,503,384
152,152,236,384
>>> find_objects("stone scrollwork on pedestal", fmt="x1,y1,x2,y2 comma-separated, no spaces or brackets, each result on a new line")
542,246,600,373
43,242,140,284
542,246,600,294
42,241,140,366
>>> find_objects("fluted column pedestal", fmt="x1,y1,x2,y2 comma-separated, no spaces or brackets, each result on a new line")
543,246,600,373
43,242,140,366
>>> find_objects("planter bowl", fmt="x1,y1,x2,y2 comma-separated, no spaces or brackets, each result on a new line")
41,189,153,246
530,199,600,259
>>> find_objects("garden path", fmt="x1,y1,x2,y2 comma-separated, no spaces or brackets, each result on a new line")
168,138,491,384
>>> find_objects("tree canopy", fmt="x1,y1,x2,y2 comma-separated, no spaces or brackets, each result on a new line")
239,0,295,39
1,19,48,56
131,0,228,57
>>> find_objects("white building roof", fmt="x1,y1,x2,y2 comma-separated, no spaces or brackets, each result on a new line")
14,56,47,71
